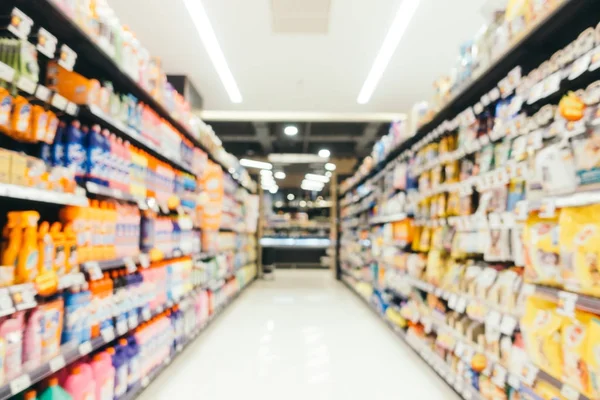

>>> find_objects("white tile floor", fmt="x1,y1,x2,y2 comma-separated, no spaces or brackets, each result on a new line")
138,269,460,400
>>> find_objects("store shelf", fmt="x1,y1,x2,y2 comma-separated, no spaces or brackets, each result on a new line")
81,105,195,176
339,0,597,198
0,183,88,206
85,181,145,204
341,279,484,400
369,213,408,225
12,0,253,192
0,276,255,400
533,284,600,315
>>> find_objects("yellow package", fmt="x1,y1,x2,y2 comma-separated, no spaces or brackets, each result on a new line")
523,213,562,286
531,380,567,400
559,204,600,296
419,226,431,252
562,310,593,395
520,296,564,380
586,317,600,398
425,250,445,286
411,225,422,252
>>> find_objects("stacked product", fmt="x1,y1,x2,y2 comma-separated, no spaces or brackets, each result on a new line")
340,3,600,400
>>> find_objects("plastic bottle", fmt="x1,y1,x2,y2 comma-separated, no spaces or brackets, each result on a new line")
1,313,25,380
60,207,87,264
50,223,66,276
107,346,127,398
64,365,95,400
51,121,67,167
30,105,48,142
22,308,43,369
0,87,13,134
23,390,37,400
10,96,32,140
86,124,103,185
44,111,59,145
91,351,115,400
16,211,41,284
63,223,78,274
2,212,22,269
37,222,54,276
38,377,72,400
64,121,86,184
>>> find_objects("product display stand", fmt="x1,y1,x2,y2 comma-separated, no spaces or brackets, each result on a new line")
338,1,600,400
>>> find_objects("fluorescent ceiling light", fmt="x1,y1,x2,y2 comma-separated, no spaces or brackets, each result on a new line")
325,163,336,171
260,169,273,176
287,194,295,201
240,159,272,170
318,149,330,158
182,0,243,103
305,173,329,183
284,125,298,136
268,154,325,164
274,171,286,180
302,185,322,192
356,0,421,104
301,180,325,190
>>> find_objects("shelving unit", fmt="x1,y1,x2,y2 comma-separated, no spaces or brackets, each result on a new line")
337,2,600,400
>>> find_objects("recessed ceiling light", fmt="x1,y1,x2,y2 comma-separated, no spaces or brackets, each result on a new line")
228,167,236,173
240,159,272,170
284,125,298,136
325,163,336,171
299,200,307,207
274,171,286,179
260,169,273,176
287,194,295,201
305,173,329,183
182,0,243,103
275,201,284,207
318,149,330,158
356,0,421,104
269,186,278,194
325,171,332,177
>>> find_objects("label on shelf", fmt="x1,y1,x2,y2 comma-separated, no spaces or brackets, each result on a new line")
35,84,51,102
101,327,115,343
142,307,152,321
539,198,556,218
561,384,580,400
455,296,468,313
8,8,33,40
448,294,458,310
492,365,508,387
58,45,77,71
10,285,37,311
508,373,521,390
0,288,15,317
10,374,31,395
65,102,78,116
51,93,68,110
116,319,128,335
500,315,518,335
37,27,58,58
49,354,66,372
522,363,539,386
128,314,138,330
0,62,15,83
486,311,502,329
16,76,36,95
124,256,137,273
141,376,150,388
557,291,578,317
79,341,92,355
84,261,103,280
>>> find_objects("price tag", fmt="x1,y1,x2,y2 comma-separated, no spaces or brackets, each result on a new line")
0,62,15,83
500,315,518,335
10,374,31,395
422,317,433,333
35,84,51,102
557,291,578,317
489,88,501,102
37,27,58,58
164,355,172,365
65,102,78,116
141,376,150,388
543,72,562,98
474,102,484,115
16,76,36,94
84,261,103,280
539,198,556,219
128,314,138,329
142,307,152,321
522,363,539,386
455,297,468,313
561,384,580,400
139,254,151,269
481,94,491,106
176,343,183,353
448,294,458,310
49,354,66,372
508,373,521,389
569,52,591,80
79,341,92,355
116,319,128,335
101,327,115,343
124,256,137,273
486,311,502,329
8,8,33,40
51,93,68,110
58,45,77,71
528,82,544,104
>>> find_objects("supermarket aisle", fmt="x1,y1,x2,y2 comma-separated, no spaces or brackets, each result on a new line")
138,270,459,400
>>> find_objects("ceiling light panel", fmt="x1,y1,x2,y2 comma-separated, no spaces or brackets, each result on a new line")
240,159,273,170
305,173,329,183
271,0,331,34
357,0,421,104
182,0,243,103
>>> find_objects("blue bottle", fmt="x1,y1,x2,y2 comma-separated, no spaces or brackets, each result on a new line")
64,121,87,185
51,121,67,167
126,336,140,389
86,124,105,186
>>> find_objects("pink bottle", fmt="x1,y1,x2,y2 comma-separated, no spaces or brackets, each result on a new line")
64,364,96,400
91,352,115,400
23,308,43,369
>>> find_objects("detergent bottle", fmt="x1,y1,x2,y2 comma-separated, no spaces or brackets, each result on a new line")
16,211,40,283
37,221,54,276
10,96,32,140
86,124,104,185
63,223,78,274
64,121,86,185
64,365,95,400
91,351,115,400
50,222,66,276
51,121,67,167
44,110,59,145
0,87,13,134
38,377,72,400
30,105,48,142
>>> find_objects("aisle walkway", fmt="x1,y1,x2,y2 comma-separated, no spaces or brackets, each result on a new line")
139,270,459,400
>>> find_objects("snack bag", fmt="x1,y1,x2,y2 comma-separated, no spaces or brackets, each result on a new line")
587,317,600,398
521,296,564,380
559,204,600,296
523,213,561,286
562,310,593,395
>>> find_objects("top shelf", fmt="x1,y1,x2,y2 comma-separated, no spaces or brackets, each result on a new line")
339,0,595,198
13,0,253,193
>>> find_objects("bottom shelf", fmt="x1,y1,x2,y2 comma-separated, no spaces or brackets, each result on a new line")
341,278,483,400
120,277,256,400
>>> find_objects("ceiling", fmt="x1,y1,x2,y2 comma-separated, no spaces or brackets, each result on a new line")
110,0,486,116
